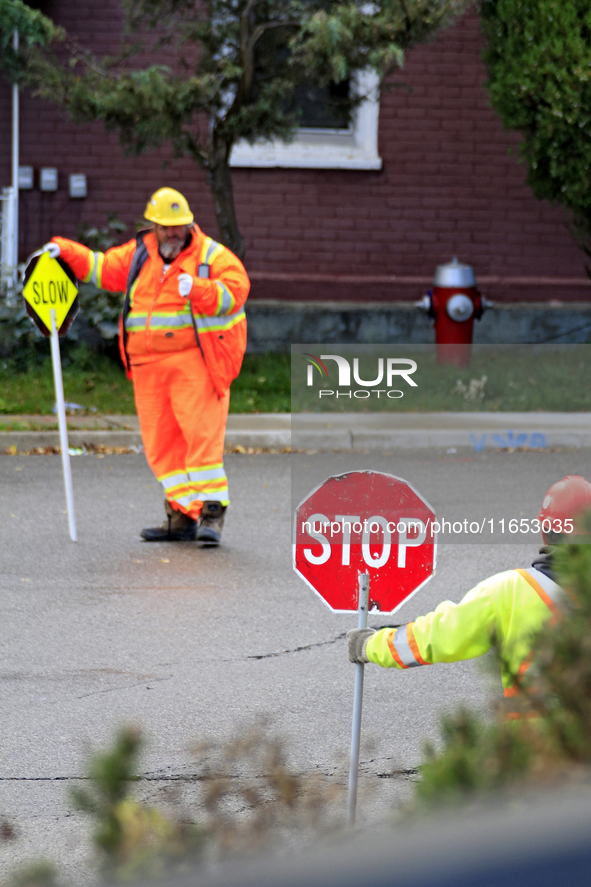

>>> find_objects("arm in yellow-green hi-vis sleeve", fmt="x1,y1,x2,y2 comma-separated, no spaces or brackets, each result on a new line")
365,580,498,669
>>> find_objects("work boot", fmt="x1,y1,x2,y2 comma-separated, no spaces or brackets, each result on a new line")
140,500,197,542
196,501,227,545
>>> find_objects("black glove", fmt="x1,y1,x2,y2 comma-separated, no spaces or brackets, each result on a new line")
347,628,376,664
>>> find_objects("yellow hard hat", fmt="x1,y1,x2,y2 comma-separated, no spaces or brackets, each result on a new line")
144,187,194,225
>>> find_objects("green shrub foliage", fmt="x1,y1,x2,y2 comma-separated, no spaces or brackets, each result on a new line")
70,721,341,879
480,0,591,270
418,530,591,805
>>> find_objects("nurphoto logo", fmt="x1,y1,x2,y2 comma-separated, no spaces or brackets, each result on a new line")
304,353,418,400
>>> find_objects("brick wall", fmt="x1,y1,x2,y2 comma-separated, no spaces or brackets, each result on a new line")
1,2,588,303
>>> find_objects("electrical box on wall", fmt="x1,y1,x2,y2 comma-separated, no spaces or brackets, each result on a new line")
68,174,87,199
18,166,34,190
40,168,58,192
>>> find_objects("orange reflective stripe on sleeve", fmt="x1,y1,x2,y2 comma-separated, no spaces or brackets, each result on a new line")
387,623,428,668
407,622,428,665
515,568,562,623
386,629,407,669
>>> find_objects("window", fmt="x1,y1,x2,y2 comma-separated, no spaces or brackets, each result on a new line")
294,78,351,129
229,70,381,170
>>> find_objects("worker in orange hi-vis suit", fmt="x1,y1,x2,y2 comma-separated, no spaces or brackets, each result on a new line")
42,187,249,545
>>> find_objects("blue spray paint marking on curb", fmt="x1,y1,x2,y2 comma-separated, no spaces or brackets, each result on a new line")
491,431,529,448
470,431,547,451
530,433,546,448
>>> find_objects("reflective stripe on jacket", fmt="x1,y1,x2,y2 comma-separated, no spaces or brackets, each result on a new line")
365,568,566,705
52,225,249,397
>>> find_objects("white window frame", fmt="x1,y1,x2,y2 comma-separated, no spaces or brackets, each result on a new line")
229,69,381,171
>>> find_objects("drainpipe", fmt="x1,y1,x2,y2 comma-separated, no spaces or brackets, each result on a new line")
11,28,19,300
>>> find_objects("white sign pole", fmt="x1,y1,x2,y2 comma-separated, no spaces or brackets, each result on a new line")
347,571,369,827
49,309,77,542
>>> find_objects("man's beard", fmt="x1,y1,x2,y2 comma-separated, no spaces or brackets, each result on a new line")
159,238,184,260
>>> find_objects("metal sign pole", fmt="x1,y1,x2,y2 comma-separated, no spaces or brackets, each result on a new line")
50,309,77,542
347,571,369,827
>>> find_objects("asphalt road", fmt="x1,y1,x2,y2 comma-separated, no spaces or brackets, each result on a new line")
1,446,590,882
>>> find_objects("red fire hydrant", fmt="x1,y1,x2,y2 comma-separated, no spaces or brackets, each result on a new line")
417,258,488,367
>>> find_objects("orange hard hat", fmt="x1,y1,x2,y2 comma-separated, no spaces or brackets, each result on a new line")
538,475,591,543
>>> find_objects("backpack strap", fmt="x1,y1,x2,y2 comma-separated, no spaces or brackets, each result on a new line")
120,230,150,369
122,230,150,321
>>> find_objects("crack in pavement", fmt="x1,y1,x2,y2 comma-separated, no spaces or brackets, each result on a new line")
0,772,327,784
0,776,90,782
244,626,402,661
246,635,346,660
73,674,174,700
376,768,419,779
0,761,416,784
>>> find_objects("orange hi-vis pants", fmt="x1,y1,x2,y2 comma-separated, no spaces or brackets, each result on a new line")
132,348,230,520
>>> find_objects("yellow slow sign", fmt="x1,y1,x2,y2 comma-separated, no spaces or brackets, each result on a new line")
23,252,78,332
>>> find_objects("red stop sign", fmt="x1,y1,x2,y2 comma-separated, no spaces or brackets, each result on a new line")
293,471,436,613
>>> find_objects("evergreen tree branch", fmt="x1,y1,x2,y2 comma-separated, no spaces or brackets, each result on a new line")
14,0,468,258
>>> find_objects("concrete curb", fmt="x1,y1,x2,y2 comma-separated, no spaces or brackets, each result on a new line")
0,412,589,451
291,412,591,451
0,429,145,451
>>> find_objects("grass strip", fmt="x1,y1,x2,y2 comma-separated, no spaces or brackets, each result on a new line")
0,350,291,416
293,345,591,413
0,346,589,417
